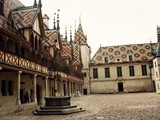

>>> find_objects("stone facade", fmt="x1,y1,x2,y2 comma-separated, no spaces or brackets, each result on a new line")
90,43,156,94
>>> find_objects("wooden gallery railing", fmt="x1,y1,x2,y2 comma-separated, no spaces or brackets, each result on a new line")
0,50,48,73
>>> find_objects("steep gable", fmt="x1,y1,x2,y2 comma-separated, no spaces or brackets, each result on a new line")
74,23,87,45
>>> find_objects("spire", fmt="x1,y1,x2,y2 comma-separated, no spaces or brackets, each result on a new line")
70,26,73,45
79,13,81,24
75,20,77,32
33,0,37,7
53,13,56,30
57,9,60,31
65,25,67,41
157,26,160,43
38,0,42,8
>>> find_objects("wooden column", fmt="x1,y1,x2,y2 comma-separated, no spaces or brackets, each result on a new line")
17,71,22,105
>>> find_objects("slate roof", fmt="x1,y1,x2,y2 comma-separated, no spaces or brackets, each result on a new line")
91,43,157,64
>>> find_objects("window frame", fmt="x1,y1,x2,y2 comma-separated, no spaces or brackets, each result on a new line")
129,66,135,76
141,65,147,76
105,67,110,78
93,68,98,79
117,67,122,77
128,55,133,61
104,56,108,63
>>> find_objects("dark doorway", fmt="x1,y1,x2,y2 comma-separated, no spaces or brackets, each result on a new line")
83,89,87,95
63,83,66,96
36,85,41,104
20,89,25,104
152,80,156,92
118,82,124,92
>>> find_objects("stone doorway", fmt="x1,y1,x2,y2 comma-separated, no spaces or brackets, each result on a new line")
118,82,124,92
63,83,66,96
36,85,41,104
83,89,87,95
20,89,25,104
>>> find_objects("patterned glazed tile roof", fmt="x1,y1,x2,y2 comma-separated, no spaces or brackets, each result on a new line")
91,43,157,64
61,43,72,58
0,0,24,35
72,44,81,66
11,8,39,29
4,0,24,18
44,30,57,46
61,41,82,67
74,23,87,45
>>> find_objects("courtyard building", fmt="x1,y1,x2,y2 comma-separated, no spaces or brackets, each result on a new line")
90,43,157,93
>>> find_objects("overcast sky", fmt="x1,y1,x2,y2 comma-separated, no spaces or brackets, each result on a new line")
19,0,160,57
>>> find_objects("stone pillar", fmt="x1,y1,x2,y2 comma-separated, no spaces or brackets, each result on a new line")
34,74,37,104
68,75,70,96
60,80,63,96
17,71,22,105
45,77,48,97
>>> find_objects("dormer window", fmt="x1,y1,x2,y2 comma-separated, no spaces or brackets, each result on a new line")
116,58,121,62
128,55,133,61
0,0,4,15
104,57,108,63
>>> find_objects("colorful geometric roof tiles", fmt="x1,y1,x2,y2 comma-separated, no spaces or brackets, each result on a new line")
74,23,87,45
61,43,72,58
4,0,24,18
44,30,57,46
91,43,157,64
11,8,39,29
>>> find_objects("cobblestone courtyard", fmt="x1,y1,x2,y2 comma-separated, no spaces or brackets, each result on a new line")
1,93,160,120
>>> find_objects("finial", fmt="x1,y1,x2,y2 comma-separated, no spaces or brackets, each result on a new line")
34,0,37,7
57,9,60,31
65,25,67,41
38,0,42,7
79,13,81,24
70,26,72,45
75,20,76,32
86,33,87,40
53,13,56,30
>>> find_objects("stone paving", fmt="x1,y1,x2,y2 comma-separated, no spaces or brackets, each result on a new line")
1,93,160,120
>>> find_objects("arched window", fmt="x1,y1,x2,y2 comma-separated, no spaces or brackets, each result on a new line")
35,36,38,50
39,38,41,51
30,34,34,49
0,35,4,49
30,51,35,60
0,0,4,15
36,54,41,63
42,57,48,66
21,46,29,58
7,39,18,53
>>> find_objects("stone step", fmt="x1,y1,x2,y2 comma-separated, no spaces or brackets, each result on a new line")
40,105,77,109
33,107,85,115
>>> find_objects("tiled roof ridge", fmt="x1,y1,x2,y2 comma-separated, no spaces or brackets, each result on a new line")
101,42,156,48
9,5,38,19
